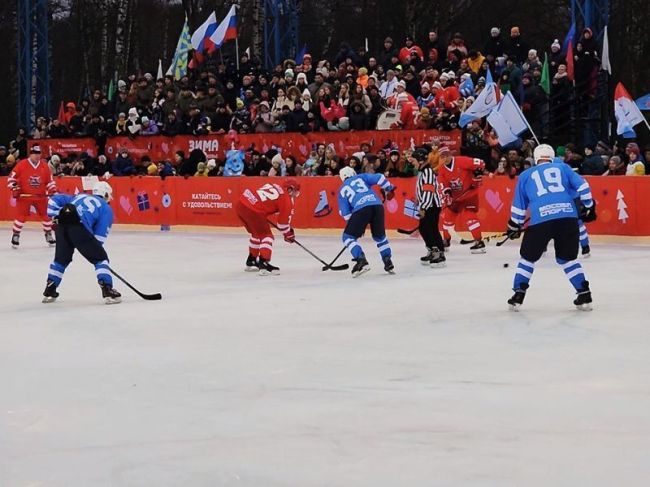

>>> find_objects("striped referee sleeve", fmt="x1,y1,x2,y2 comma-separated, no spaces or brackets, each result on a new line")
416,167,441,210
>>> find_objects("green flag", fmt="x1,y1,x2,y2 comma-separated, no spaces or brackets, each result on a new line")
107,78,116,101
540,53,550,95
168,15,191,80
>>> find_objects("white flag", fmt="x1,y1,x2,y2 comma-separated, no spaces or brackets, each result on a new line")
486,91,530,146
157,59,163,80
601,25,611,75
459,82,499,127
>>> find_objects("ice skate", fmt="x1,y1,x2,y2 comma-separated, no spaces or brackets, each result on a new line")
42,280,59,303
244,254,259,272
508,284,529,311
45,230,56,246
420,248,434,265
11,233,20,248
100,281,122,304
470,239,487,254
258,258,280,276
581,245,591,258
351,254,370,278
383,255,395,274
429,248,446,268
574,281,593,311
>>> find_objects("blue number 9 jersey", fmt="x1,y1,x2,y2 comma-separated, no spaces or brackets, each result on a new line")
337,173,394,221
510,161,593,226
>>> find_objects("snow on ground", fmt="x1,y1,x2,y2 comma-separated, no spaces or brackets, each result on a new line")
1,228,649,486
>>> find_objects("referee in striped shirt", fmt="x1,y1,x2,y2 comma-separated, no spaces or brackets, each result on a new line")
413,148,446,267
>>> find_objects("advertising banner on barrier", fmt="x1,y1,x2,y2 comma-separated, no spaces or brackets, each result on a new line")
27,138,97,157
97,129,461,161
1,176,649,236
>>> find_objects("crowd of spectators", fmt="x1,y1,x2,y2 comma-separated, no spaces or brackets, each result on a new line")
1,26,647,177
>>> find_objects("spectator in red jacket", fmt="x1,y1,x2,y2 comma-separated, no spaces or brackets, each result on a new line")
399,36,424,64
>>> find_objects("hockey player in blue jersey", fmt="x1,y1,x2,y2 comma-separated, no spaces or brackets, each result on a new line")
337,167,396,277
506,144,596,311
42,181,121,304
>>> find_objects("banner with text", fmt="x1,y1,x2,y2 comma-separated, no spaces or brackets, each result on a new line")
1,176,649,236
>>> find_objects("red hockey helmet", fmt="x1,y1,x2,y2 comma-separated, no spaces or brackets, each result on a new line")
282,178,301,195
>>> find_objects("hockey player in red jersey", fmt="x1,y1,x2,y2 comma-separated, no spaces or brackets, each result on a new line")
236,178,300,275
7,145,57,248
437,146,487,253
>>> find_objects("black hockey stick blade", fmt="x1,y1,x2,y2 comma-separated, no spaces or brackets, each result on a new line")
107,266,162,301
496,235,513,247
397,227,419,235
322,246,349,271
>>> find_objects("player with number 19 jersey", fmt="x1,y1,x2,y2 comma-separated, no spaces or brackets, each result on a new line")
510,161,592,226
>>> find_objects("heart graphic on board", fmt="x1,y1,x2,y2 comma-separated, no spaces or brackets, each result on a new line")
299,144,308,156
485,189,503,212
120,196,133,215
385,198,398,214
9,197,16,207
161,142,169,154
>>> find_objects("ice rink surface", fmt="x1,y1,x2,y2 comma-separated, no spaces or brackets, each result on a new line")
1,228,649,487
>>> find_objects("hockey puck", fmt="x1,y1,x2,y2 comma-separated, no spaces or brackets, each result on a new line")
503,263,510,268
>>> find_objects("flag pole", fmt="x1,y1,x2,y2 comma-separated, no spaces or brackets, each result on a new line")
235,36,240,70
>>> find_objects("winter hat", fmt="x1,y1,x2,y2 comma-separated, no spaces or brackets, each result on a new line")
397,80,407,89
460,73,472,81
319,67,329,77
144,72,153,81
556,146,566,157
117,80,127,90
207,158,217,169
141,116,150,124
259,101,270,110
626,142,640,155
446,71,456,79
528,49,538,58
302,88,311,99
296,72,307,83
596,140,611,152
421,81,430,90
128,107,139,120
271,153,284,165
551,39,561,51
236,98,245,109
477,76,486,86
284,68,294,78
490,27,500,36
50,154,61,164
439,72,449,82
358,67,368,75
432,81,443,90
147,163,158,175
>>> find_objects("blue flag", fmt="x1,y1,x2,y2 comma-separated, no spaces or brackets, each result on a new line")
486,91,530,146
635,94,650,111
295,44,307,64
486,67,494,85
459,77,474,97
562,22,576,55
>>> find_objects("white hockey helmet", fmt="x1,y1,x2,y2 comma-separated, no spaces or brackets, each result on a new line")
533,144,555,164
92,181,114,202
339,166,357,181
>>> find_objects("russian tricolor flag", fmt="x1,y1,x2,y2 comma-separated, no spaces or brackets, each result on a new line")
191,12,218,53
209,5,238,48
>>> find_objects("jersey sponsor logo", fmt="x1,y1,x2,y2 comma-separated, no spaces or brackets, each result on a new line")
539,202,574,217
29,175,42,188
449,177,463,193
355,194,376,207
243,189,258,205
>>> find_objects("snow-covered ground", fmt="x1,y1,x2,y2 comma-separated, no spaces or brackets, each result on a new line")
1,228,649,486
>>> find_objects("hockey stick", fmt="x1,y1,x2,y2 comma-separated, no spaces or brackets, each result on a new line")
322,246,348,271
495,217,531,247
267,220,349,271
397,226,419,235
107,265,162,300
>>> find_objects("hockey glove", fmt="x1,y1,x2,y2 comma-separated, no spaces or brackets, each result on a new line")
580,200,597,223
283,228,296,243
11,185,21,198
441,189,453,207
506,219,522,240
384,186,396,201
472,169,484,187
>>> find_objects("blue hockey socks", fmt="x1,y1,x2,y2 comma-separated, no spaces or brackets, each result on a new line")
513,258,535,290
342,233,364,259
557,258,587,291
